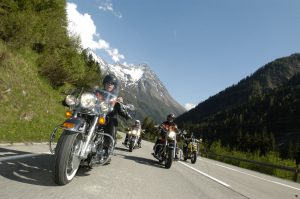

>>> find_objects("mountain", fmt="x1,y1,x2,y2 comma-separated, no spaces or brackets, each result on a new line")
174,53,300,158
87,49,186,122
176,53,300,124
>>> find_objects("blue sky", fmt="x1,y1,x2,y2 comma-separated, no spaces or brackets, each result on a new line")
66,0,300,110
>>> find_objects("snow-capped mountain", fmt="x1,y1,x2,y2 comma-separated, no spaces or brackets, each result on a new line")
87,49,186,122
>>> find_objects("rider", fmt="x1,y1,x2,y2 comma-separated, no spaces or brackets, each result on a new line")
96,74,132,160
123,120,142,147
182,132,194,155
153,113,179,157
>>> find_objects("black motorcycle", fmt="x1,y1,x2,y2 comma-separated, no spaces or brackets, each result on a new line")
152,124,179,169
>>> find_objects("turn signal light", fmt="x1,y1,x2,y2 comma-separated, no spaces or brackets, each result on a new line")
98,117,106,125
63,122,75,129
65,111,72,118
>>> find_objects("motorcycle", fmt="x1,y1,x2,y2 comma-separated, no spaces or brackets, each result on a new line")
49,88,134,185
183,137,200,164
152,124,179,169
124,128,144,152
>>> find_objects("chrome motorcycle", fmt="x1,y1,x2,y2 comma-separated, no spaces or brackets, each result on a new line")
49,88,133,185
124,128,144,152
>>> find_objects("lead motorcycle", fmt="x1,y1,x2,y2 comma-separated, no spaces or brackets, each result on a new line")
152,124,179,169
49,88,134,185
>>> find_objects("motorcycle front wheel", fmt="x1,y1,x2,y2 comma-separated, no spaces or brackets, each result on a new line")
165,149,173,169
183,150,188,161
191,151,197,164
53,131,82,185
129,140,134,152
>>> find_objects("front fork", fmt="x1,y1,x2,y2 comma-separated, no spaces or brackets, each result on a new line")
79,116,99,159
164,139,176,158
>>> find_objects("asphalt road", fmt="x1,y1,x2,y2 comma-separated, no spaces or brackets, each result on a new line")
0,138,300,199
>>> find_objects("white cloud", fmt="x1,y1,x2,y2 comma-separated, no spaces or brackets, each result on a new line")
107,48,125,62
66,2,125,62
98,0,123,19
98,39,110,50
185,103,196,111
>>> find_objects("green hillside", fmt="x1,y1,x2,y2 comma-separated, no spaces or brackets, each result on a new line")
0,0,101,142
177,54,300,160
177,54,300,123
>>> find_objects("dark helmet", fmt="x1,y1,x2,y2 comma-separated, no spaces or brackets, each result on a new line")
103,74,118,86
167,113,175,122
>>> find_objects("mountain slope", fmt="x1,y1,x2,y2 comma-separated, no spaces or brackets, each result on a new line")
88,49,186,122
174,53,300,159
176,53,300,124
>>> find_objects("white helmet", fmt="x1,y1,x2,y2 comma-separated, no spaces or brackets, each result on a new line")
135,120,140,125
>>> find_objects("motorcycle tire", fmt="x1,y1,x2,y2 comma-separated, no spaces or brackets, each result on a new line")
191,151,197,164
129,141,133,152
165,149,173,169
53,131,82,185
183,151,188,161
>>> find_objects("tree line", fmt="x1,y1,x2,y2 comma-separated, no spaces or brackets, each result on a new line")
0,0,102,90
180,74,300,161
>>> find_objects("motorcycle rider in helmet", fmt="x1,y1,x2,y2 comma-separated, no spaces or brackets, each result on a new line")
95,74,132,162
153,113,180,159
123,119,143,148
182,132,194,155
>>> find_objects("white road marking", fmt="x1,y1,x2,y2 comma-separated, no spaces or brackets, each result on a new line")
201,158,300,191
178,161,230,187
0,152,50,162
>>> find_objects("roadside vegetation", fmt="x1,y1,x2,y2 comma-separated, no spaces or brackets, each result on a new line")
201,140,299,182
0,0,101,142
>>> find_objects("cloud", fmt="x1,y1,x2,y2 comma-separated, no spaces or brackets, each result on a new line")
107,48,125,62
98,0,123,19
66,2,125,62
185,103,196,111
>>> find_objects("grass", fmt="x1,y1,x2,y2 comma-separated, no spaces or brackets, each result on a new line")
0,42,66,142
201,140,299,182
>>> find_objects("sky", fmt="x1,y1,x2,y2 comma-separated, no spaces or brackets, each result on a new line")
66,0,300,110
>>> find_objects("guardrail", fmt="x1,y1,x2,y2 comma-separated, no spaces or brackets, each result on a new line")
202,151,299,182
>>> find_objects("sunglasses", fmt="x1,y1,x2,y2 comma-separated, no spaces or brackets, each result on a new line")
106,82,115,85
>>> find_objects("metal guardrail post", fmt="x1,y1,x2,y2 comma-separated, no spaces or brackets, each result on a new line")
294,163,298,182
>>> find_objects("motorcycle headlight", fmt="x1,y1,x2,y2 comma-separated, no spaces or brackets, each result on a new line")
168,131,176,140
132,130,138,135
65,95,76,106
80,92,96,109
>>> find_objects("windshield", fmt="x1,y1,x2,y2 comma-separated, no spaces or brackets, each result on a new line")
65,87,118,115
95,89,118,114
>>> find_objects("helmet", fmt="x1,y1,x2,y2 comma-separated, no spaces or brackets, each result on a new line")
135,120,140,125
167,113,175,122
103,74,118,86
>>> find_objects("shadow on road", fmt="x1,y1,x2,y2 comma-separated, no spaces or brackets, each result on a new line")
0,147,90,186
113,149,165,169
114,146,129,152
125,155,165,168
0,147,31,158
